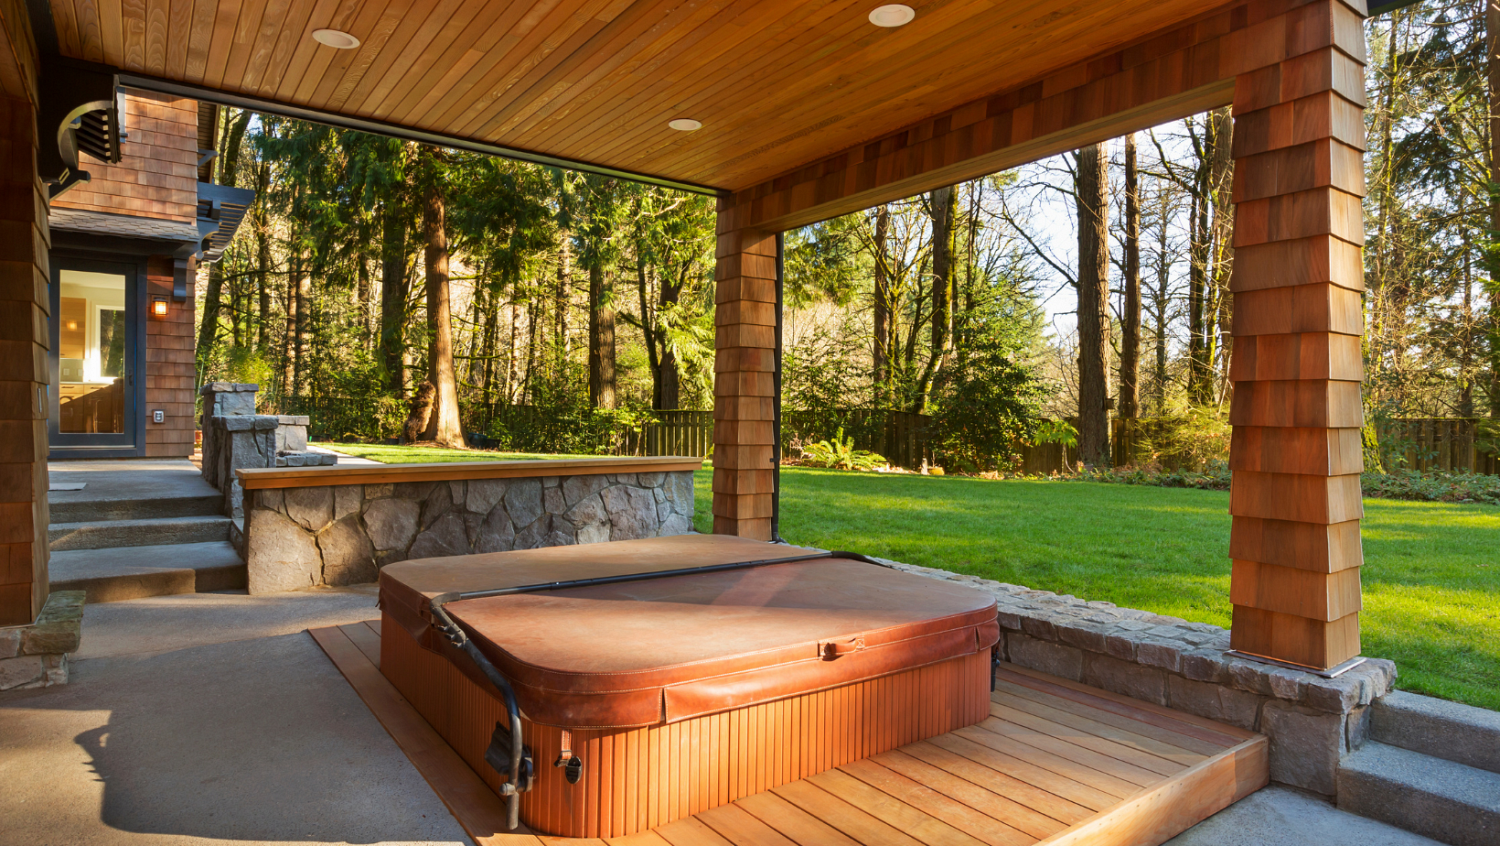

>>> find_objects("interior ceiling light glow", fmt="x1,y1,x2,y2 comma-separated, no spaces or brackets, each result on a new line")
668,118,703,131
868,4,915,27
311,29,361,49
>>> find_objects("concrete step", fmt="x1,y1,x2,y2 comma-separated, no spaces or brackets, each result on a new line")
1372,691,1500,774
48,515,232,551
48,541,246,603
1338,741,1500,846
48,493,223,523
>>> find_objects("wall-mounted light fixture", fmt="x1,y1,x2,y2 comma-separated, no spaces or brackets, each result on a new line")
65,320,78,331
151,296,169,317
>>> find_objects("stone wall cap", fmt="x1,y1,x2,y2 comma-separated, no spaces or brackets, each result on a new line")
200,382,260,394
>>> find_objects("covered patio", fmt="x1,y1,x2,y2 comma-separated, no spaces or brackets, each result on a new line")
0,0,1427,843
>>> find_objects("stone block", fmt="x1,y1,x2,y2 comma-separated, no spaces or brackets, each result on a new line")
215,390,257,416
474,506,515,554
1082,652,1167,706
0,627,19,659
1020,616,1056,641
364,484,393,499
334,486,362,521
995,608,1023,631
1167,675,1264,731
0,655,45,690
276,424,309,452
1346,704,1370,751
285,486,334,532
638,472,665,487
568,493,611,545
660,513,693,536
255,488,285,514
43,653,67,686
514,514,550,550
1007,633,1082,682
1227,659,1273,695
1181,648,1229,683
319,516,377,586
408,513,472,560
505,479,545,528
1056,621,1108,653
246,509,323,594
467,479,508,515
1304,674,1361,713
602,485,658,541
21,618,80,655
1265,667,1308,702
563,474,608,508
420,484,456,529
363,498,420,552
1262,700,1345,796
1136,638,1184,673
545,486,566,515
1103,631,1138,661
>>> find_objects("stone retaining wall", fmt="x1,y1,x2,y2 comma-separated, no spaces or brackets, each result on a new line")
244,470,695,594
876,558,1395,800
0,591,83,690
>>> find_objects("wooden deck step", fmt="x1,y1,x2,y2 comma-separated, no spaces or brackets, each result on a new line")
310,622,1268,846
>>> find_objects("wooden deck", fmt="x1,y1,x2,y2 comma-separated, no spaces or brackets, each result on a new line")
311,621,1267,846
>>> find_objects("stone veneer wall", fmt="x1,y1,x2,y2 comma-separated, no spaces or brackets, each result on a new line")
0,591,84,690
876,557,1396,800
244,470,696,594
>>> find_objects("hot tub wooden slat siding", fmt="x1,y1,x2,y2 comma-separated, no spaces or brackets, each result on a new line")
238,456,704,489
313,620,1268,846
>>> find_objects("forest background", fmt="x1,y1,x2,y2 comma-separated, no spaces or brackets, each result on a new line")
191,0,1499,475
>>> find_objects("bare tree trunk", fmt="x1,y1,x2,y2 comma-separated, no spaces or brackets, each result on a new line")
293,251,309,396
1154,187,1171,414
873,205,891,407
357,249,372,349
1209,107,1235,403
419,160,466,449
255,163,270,354
556,233,572,358
281,251,297,401
1488,0,1500,417
380,204,409,395
1120,133,1141,420
1075,143,1111,467
588,262,617,409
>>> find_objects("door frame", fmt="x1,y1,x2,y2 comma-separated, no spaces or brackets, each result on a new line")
48,253,149,458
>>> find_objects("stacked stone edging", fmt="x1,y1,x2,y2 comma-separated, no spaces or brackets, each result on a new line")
244,470,695,594
0,591,84,691
873,557,1395,799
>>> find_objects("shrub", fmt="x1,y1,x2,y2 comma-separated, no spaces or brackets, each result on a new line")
928,336,1047,470
798,428,887,471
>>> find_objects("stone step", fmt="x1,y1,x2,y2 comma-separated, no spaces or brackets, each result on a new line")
1338,741,1500,846
1372,691,1500,775
48,493,224,523
48,541,246,603
48,515,233,551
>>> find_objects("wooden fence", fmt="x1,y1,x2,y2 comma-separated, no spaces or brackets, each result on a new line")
1376,418,1499,475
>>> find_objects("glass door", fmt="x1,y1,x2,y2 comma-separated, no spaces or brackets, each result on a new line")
49,259,141,453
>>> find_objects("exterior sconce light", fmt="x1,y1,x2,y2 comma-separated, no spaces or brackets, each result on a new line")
151,296,169,317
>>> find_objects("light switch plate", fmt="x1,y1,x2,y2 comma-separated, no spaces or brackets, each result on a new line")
152,409,165,424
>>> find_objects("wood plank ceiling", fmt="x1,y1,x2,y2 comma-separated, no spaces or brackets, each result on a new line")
49,0,1221,192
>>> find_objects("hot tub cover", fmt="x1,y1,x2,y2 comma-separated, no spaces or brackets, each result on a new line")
380,535,999,729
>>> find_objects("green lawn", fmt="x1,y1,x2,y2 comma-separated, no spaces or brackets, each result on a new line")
320,444,1500,711
321,443,599,462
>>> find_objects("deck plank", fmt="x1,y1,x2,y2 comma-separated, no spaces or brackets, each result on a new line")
880,746,1070,838
312,628,1269,846
993,665,1250,747
837,758,1033,846
771,778,929,846
991,682,1221,760
807,768,989,846
985,703,1187,777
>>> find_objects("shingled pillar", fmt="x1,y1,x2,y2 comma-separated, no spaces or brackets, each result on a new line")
1227,0,1367,670
712,199,776,540
0,94,50,625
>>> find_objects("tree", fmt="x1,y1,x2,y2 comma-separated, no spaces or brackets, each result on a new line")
417,148,465,448
1075,143,1112,466
1120,133,1142,419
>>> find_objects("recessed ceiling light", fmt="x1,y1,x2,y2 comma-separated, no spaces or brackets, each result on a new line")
312,28,360,49
668,118,702,131
868,4,915,27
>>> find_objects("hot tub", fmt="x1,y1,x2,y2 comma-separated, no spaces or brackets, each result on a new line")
379,534,999,838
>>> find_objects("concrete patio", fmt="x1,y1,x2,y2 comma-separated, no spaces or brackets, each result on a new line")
0,585,1441,846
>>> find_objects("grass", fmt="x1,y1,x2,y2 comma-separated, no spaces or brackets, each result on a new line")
318,443,598,463
321,443,1500,711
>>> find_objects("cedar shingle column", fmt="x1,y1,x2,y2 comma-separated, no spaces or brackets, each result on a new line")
713,198,776,540
1227,1,1367,670
0,93,51,626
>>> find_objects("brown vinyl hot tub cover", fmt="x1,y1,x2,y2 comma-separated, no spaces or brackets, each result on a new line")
380,535,998,729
